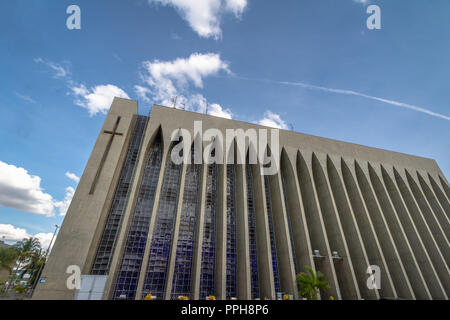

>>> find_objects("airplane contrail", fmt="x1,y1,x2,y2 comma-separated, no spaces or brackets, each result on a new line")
232,75,450,121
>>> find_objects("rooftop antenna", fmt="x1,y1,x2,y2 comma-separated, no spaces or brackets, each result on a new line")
180,103,186,110
171,96,178,108
289,123,294,132
205,102,209,115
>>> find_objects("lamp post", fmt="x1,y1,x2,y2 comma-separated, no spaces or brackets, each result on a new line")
29,224,59,297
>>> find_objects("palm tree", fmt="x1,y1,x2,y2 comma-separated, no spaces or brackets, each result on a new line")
296,266,329,300
10,238,42,287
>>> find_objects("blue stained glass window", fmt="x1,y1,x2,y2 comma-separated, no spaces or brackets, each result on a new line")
112,131,163,300
199,163,218,299
226,164,237,299
141,144,183,299
170,147,201,299
281,174,298,274
264,175,281,293
91,116,148,275
246,164,260,299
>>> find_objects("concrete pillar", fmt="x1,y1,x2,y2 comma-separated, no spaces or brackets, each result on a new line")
164,163,188,299
388,168,450,292
367,163,432,299
326,155,379,300
267,156,298,299
340,158,396,299
280,148,316,281
297,150,341,300
403,171,449,260
416,173,450,239
312,153,360,300
250,162,276,299
381,166,446,299
215,164,227,300
427,173,450,220
103,125,160,300
235,163,251,299
135,137,170,300
354,160,415,299
191,164,208,300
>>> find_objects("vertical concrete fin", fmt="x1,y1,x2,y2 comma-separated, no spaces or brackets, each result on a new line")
191,163,208,300
250,162,275,299
216,163,227,300
382,166,447,299
428,174,450,220
367,163,431,299
164,162,188,300
235,162,251,299
416,172,450,232
389,168,450,296
108,126,163,300
267,147,297,298
438,175,450,200
340,158,396,299
280,148,315,277
312,153,360,299
403,170,450,256
135,137,169,300
327,155,379,300
354,161,415,299
412,170,450,240
296,150,341,300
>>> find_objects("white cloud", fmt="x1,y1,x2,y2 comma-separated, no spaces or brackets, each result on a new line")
138,53,232,118
0,161,76,217
34,58,69,78
134,85,152,103
14,92,36,104
65,172,80,183
54,186,75,216
72,84,130,116
148,0,247,39
0,224,55,250
258,111,288,129
0,161,56,216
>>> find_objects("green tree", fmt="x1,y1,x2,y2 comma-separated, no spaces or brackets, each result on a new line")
296,266,329,300
0,247,20,273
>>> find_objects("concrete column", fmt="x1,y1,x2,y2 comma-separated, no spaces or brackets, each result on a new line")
267,160,298,299
250,162,275,299
280,148,316,280
103,125,160,300
438,175,450,200
341,158,396,299
191,164,208,300
215,164,227,300
367,163,432,299
235,163,251,299
398,171,449,291
427,173,450,220
135,139,169,300
164,163,188,299
297,150,341,300
326,155,379,300
312,153,360,300
354,160,414,299
383,166,448,299
416,173,450,238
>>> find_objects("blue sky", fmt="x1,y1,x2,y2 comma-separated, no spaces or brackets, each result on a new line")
0,0,449,247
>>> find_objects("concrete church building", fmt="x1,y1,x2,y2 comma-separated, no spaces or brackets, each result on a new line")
33,98,449,300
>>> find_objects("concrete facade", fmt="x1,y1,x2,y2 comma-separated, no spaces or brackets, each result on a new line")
33,98,449,300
